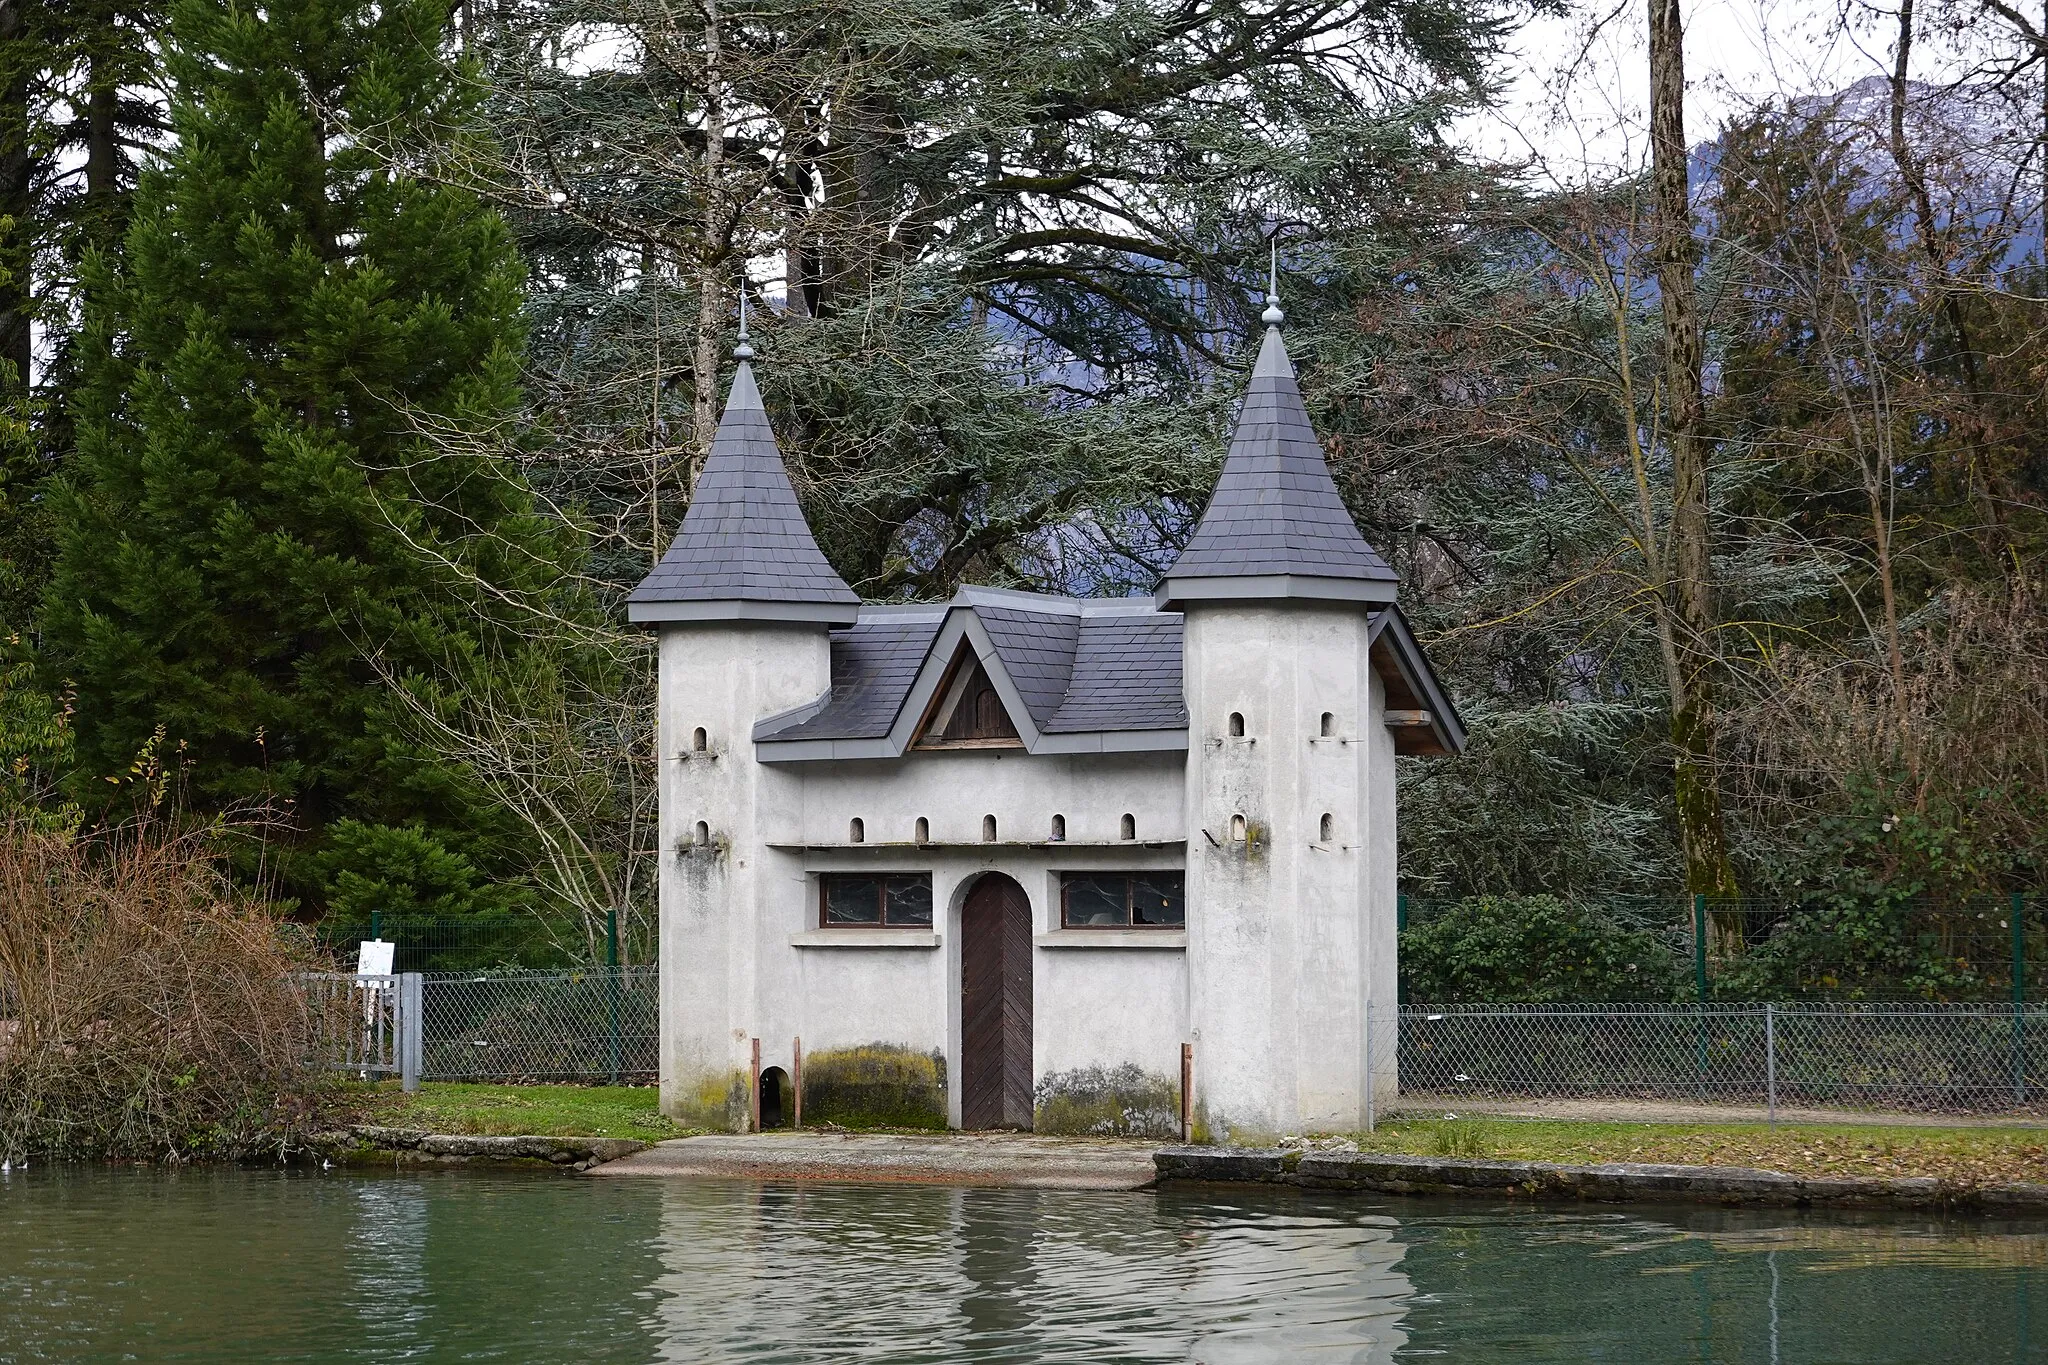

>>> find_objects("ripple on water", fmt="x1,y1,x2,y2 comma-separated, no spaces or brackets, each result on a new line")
1,1169,2043,1364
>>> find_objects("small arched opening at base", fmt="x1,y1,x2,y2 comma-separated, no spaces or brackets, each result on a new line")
758,1066,791,1129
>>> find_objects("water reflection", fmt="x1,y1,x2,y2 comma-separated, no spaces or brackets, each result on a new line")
650,1184,1411,1363
0,1168,2043,1363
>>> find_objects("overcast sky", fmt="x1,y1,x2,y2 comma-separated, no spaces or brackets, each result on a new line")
1454,0,2001,171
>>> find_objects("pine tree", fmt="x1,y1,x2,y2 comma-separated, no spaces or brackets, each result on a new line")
41,0,568,904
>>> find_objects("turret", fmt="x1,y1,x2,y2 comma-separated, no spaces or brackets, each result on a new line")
629,328,856,1127
1165,290,1404,1140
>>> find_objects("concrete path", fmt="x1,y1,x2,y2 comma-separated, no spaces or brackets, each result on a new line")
589,1131,1158,1189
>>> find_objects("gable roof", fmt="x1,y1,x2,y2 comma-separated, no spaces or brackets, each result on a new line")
748,586,1464,760
755,588,1190,760
626,359,861,625
1157,321,1399,610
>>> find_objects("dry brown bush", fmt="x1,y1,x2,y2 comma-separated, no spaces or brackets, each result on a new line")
0,822,344,1162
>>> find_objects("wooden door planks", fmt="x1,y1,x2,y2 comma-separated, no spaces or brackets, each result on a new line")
961,874,1033,1129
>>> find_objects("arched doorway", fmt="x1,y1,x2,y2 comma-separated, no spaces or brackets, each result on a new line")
960,873,1033,1129
758,1066,789,1129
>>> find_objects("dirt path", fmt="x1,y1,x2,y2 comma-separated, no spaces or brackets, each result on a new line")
1392,1093,2048,1128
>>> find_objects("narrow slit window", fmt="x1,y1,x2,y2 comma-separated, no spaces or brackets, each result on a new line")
692,726,708,752
692,820,710,848
1228,712,1245,737
1120,813,1136,841
849,818,864,844
914,816,929,844
1061,872,1185,928
982,814,998,842
1230,814,1247,842
1320,813,1334,842
1320,712,1335,738
821,873,934,927
1050,814,1066,842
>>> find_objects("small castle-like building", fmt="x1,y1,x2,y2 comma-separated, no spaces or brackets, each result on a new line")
629,297,1463,1142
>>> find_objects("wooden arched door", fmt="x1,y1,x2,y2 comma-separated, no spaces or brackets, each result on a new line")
960,874,1034,1129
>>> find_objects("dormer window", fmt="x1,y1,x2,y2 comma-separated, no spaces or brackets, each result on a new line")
913,644,1023,749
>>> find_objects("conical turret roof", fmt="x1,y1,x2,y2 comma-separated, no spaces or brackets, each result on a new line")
627,358,861,625
1156,317,1398,610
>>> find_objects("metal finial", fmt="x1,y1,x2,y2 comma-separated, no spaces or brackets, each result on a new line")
733,287,754,360
1261,238,1284,328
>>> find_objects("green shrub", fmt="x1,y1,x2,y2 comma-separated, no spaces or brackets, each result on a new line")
1400,894,1680,1003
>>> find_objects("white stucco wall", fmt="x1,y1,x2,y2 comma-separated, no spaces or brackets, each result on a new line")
656,622,832,1125
1182,603,1388,1141
659,607,1402,1136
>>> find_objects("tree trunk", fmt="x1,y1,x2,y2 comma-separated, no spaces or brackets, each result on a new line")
1648,0,1739,901
0,0,32,390
689,0,726,483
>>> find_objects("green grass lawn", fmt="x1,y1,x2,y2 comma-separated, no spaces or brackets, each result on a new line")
1357,1114,2048,1185
360,1082,694,1143
344,1084,2048,1185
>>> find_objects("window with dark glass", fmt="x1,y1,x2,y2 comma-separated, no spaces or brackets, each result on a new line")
821,873,934,927
1060,872,1184,928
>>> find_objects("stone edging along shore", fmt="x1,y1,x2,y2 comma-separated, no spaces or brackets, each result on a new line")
318,1126,646,1172
1153,1146,2048,1213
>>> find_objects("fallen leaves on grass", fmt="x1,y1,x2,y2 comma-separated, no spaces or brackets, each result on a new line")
1366,1119,2048,1186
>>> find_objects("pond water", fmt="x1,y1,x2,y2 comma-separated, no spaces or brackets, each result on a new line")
1,1167,2042,1363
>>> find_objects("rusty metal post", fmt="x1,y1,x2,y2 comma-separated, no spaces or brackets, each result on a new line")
750,1037,762,1133
792,1036,804,1129
1180,1042,1193,1142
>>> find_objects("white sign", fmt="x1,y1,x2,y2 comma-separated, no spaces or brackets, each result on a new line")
356,939,395,978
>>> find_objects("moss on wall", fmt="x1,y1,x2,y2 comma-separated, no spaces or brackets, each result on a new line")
801,1044,947,1129
1033,1063,1181,1138
669,1069,750,1130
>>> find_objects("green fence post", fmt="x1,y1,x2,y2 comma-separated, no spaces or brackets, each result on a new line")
1693,894,1709,1003
1693,894,1709,1099
2014,892,2027,1105
371,908,381,944
607,907,622,1086
1398,894,1408,934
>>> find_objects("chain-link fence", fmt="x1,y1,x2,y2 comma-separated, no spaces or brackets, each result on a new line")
418,968,657,1083
310,916,627,974
1393,1002,2048,1116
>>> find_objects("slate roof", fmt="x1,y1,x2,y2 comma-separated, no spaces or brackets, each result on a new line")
1157,323,1399,608
755,590,1188,747
1043,612,1189,734
626,360,861,624
752,607,946,742
974,601,1082,728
